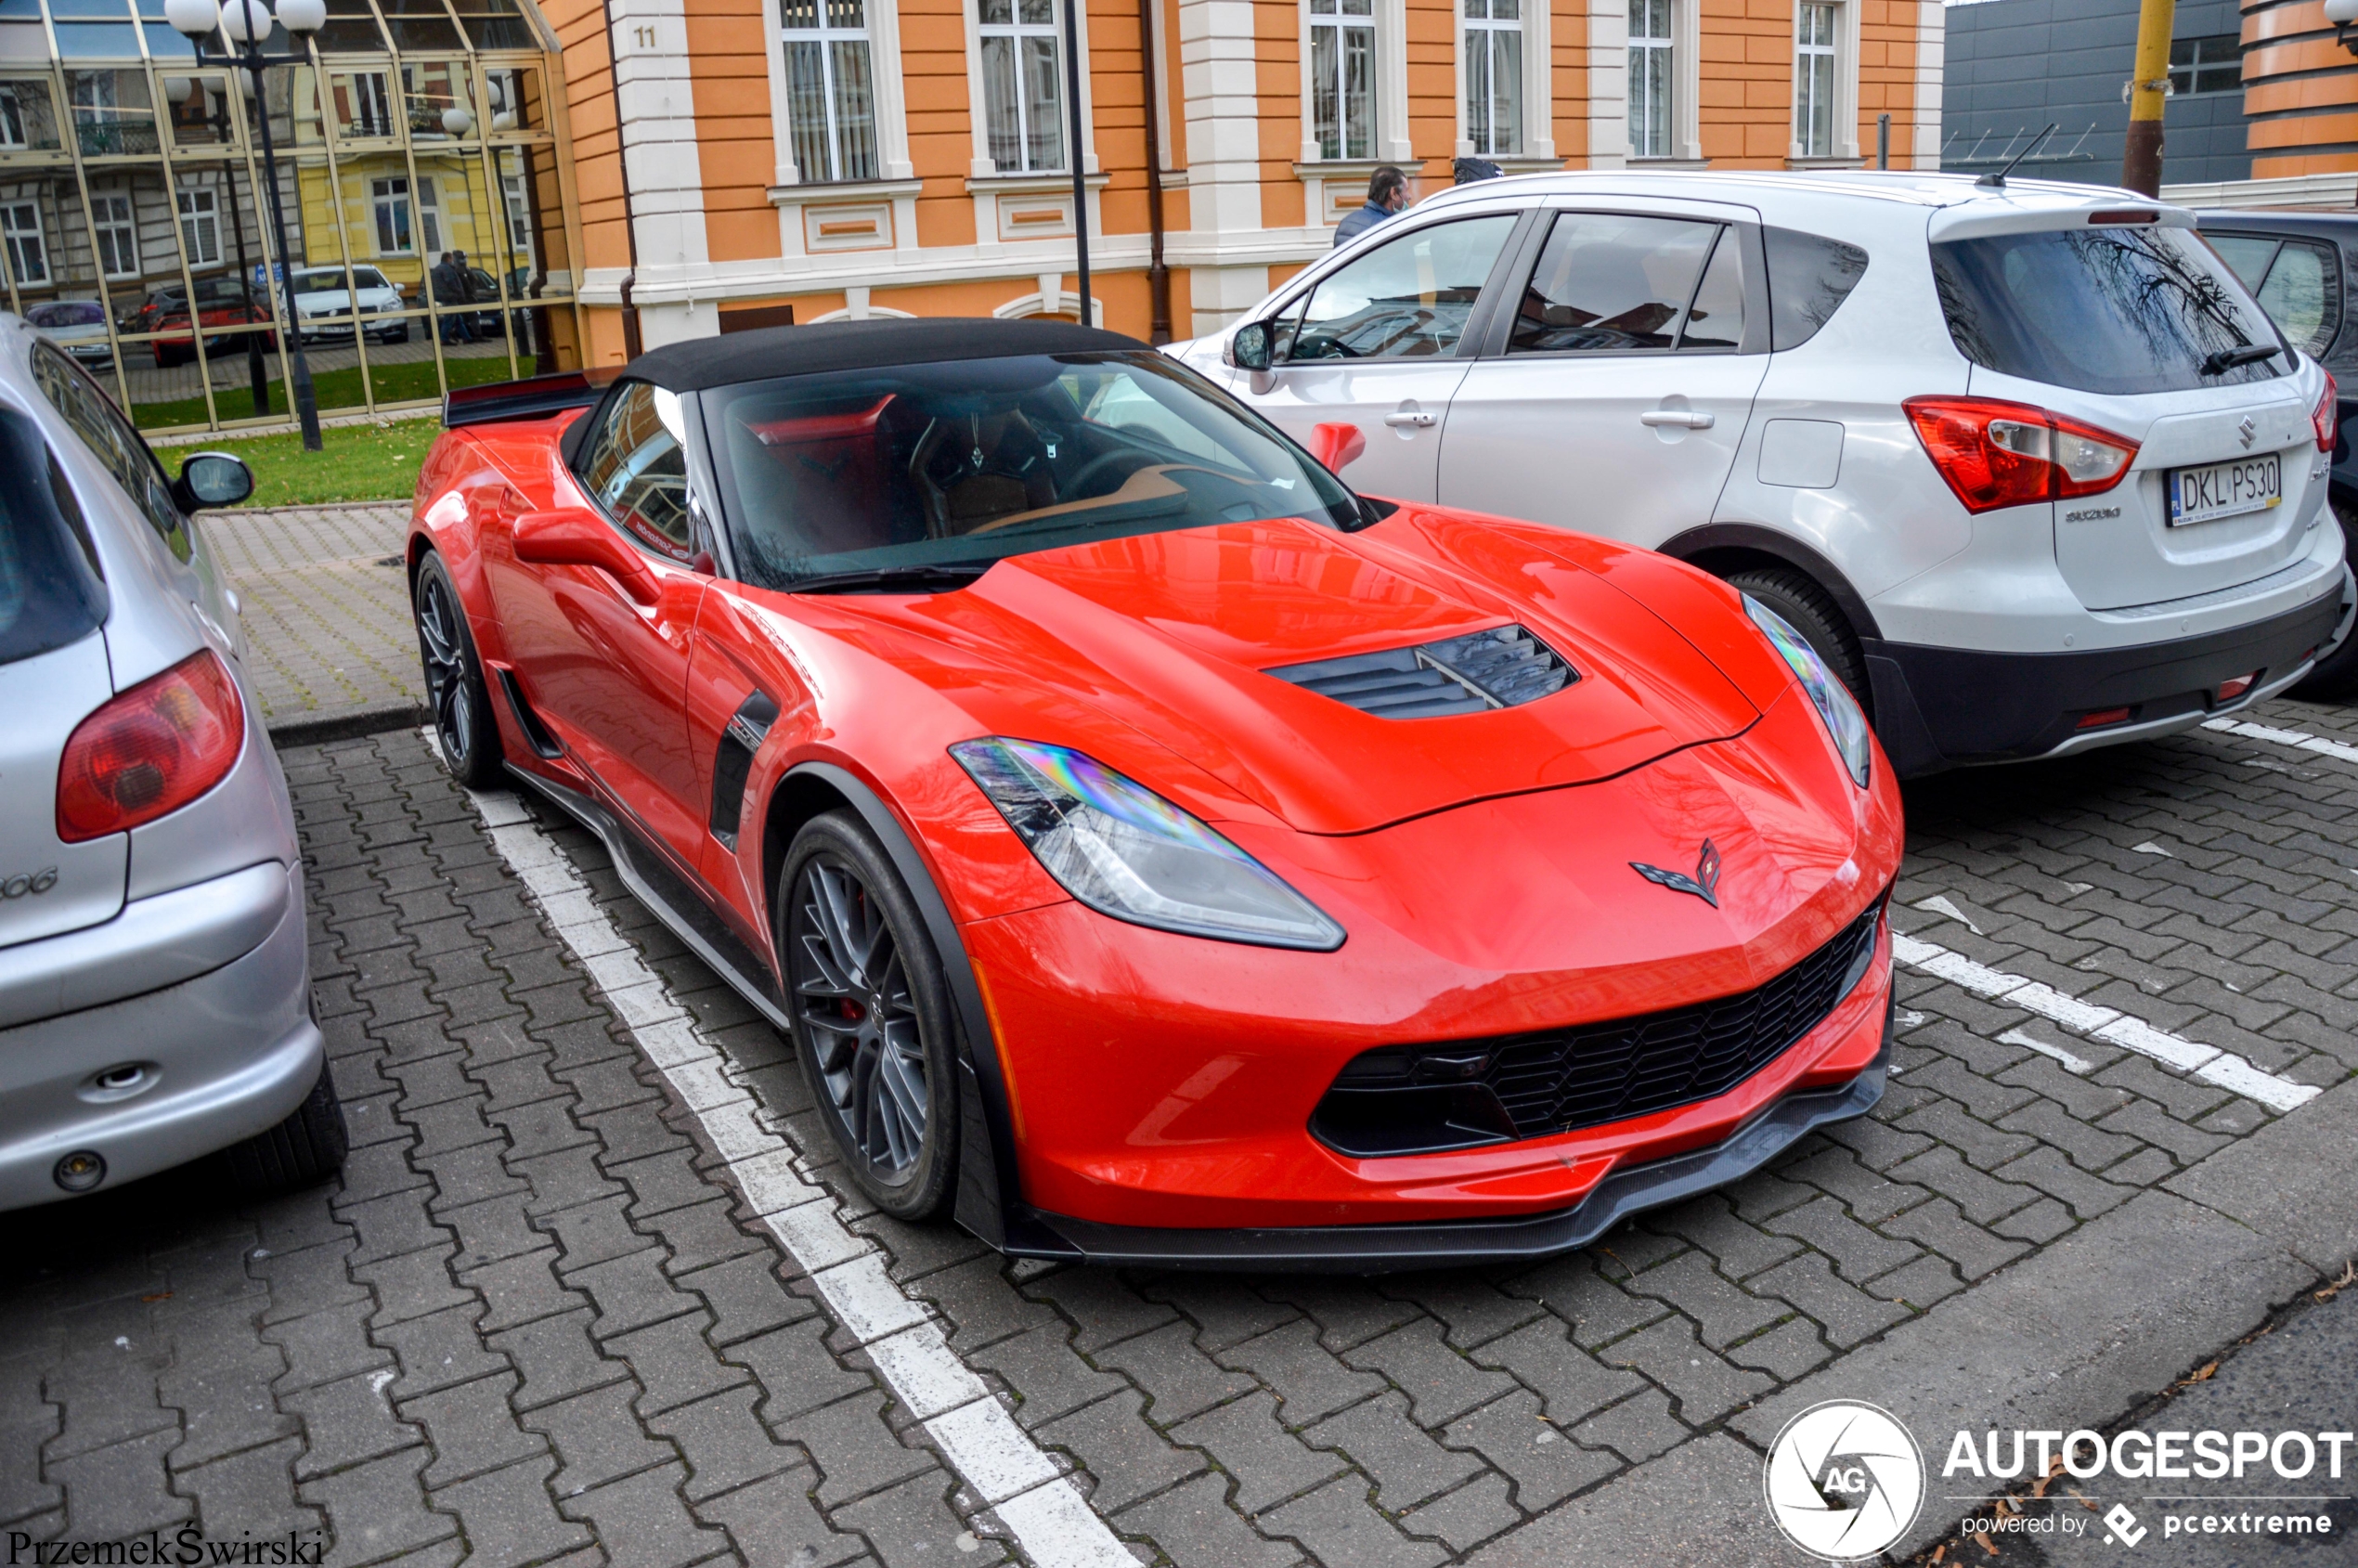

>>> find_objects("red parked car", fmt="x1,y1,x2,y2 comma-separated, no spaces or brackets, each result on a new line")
129,278,278,368
405,318,1903,1268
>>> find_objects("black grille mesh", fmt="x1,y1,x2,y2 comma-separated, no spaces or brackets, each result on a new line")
1265,626,1574,719
1487,904,1883,1137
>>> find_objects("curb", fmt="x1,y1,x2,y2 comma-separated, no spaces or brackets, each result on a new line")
1464,1076,2358,1568
268,699,429,748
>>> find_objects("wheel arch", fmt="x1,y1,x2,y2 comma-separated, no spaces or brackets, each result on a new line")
761,760,1022,1250
1654,523,1884,645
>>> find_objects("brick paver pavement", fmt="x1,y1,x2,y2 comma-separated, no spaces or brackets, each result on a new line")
207,504,422,735
3,675,2355,1561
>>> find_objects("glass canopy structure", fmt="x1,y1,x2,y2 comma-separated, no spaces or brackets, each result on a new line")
0,0,583,431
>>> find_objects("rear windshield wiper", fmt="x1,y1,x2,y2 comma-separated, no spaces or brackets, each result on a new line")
2201,343,2282,376
783,563,993,594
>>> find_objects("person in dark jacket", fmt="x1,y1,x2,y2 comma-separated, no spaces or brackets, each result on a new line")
1332,165,1408,249
432,252,475,344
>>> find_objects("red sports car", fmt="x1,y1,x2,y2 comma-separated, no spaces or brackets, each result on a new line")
408,317,1901,1268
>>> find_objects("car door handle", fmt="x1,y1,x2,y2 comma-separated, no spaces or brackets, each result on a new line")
1384,410,1438,428
1639,409,1715,429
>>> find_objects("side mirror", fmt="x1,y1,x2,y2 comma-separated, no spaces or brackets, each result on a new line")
1308,421,1367,474
512,507,659,604
174,451,253,511
1231,320,1274,372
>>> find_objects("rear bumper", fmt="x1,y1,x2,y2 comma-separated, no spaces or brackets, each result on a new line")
1002,1006,1892,1273
0,864,317,1211
1863,580,2346,775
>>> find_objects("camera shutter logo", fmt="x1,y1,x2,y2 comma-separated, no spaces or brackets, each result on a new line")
1763,1400,1924,1562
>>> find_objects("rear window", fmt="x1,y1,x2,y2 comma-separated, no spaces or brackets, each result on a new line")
0,408,109,666
1931,225,2287,395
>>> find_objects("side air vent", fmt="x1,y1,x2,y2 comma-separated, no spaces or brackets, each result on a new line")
708,689,779,850
1264,626,1574,719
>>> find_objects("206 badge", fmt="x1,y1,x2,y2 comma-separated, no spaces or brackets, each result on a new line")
1631,840,1722,908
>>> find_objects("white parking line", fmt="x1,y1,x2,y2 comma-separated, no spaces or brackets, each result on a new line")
1893,931,2319,1114
431,736,1133,1568
2203,716,2358,767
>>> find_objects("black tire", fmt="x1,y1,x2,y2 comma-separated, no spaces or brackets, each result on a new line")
2292,497,2358,700
223,1069,349,1193
1724,565,1872,718
780,810,959,1221
412,551,505,787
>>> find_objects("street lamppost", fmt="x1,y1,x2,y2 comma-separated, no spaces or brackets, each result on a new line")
162,0,327,451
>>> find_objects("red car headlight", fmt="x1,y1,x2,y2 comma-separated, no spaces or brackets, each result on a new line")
951,737,1345,951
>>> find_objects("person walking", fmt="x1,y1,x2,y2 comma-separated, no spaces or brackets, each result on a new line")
1333,165,1408,249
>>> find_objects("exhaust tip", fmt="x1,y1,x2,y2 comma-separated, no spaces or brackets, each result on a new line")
54,1150,107,1193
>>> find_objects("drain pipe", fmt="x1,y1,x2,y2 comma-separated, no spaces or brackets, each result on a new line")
1138,0,1171,343
598,0,644,359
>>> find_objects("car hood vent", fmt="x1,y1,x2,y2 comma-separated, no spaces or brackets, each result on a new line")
1264,626,1576,719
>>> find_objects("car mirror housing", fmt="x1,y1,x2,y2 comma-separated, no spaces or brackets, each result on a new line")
1308,421,1366,474
174,452,254,511
512,507,660,604
1231,320,1274,372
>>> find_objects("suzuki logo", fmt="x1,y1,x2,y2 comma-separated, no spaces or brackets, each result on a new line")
2238,415,2258,449
1631,839,1722,908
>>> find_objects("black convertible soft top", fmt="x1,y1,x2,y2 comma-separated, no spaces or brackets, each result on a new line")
627,317,1147,393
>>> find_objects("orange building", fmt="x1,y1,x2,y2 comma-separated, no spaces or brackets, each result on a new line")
2241,0,2358,181
533,0,1949,354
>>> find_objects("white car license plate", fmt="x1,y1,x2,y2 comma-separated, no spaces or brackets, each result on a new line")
2169,454,2282,526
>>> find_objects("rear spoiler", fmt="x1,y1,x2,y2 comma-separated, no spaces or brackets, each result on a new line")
442,367,620,429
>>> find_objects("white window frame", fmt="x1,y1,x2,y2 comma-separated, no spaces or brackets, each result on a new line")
1307,0,1378,162
352,71,394,137
91,188,137,279
1460,0,1519,159
780,0,881,183
370,175,414,255
1,197,47,287
1613,0,1697,163
958,0,1093,179
1296,0,1410,164
763,0,910,185
1626,0,1670,160
176,185,221,266
1788,0,1859,163
975,0,1068,174
418,175,442,254
1794,2,1835,159
1457,0,1549,161
501,170,533,269
0,84,27,149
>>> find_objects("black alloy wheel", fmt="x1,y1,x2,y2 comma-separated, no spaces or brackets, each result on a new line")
412,551,503,787
783,811,958,1219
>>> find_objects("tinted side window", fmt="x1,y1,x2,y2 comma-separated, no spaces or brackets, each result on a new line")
29,343,190,563
1509,213,1724,353
2258,240,2339,358
0,409,110,667
2205,233,2279,292
578,382,693,561
1282,214,1517,361
1762,227,1867,351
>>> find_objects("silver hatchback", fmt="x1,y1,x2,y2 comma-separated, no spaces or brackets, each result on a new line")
0,314,343,1210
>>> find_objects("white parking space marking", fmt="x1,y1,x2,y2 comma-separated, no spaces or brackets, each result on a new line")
2206,716,2358,766
1892,932,2320,1114
434,737,1135,1568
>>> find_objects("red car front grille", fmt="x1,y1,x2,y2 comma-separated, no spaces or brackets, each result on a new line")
1314,899,1885,1158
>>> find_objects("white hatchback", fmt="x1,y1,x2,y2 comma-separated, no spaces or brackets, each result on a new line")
1173,171,2353,776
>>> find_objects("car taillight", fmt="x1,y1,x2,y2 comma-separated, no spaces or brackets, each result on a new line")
57,650,245,842
2315,370,2339,455
1904,396,2140,514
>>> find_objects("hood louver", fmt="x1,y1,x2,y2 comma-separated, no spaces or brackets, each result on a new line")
1264,626,1576,719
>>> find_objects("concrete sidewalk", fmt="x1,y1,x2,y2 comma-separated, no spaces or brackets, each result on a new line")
206,502,423,744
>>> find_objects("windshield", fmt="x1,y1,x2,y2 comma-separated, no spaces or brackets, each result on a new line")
704,351,1365,590
1931,224,2287,395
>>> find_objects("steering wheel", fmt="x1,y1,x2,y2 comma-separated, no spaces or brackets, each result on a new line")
1059,447,1154,499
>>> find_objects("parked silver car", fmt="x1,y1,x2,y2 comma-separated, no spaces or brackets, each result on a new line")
0,314,344,1211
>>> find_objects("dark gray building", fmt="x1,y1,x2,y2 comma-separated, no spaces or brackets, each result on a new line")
1941,0,2250,188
